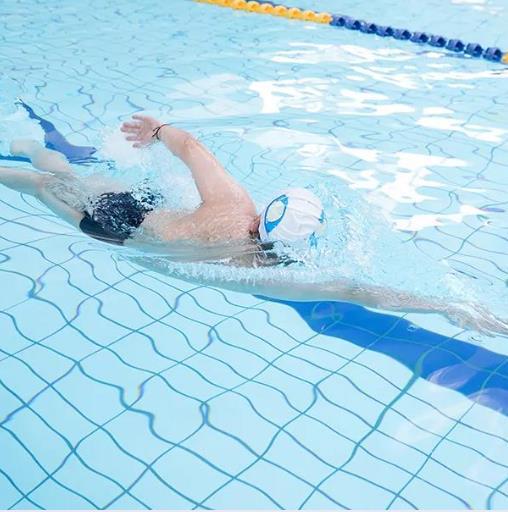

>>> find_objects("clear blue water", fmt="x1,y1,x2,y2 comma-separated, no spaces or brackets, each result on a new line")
1,0,508,509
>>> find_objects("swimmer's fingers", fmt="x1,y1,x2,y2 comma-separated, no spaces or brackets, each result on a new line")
121,127,139,136
124,133,152,148
121,115,161,148
120,122,142,132
459,306,508,336
132,114,158,124
132,114,161,132
482,313,508,336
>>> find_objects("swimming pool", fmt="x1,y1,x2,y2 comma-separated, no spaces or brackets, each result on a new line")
1,0,508,508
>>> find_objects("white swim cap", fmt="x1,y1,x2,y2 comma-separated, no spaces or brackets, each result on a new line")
258,188,325,244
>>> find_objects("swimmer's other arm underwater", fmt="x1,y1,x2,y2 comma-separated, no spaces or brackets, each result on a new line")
0,114,507,335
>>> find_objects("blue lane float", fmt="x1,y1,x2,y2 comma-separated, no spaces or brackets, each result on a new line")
196,0,508,64
332,10,503,62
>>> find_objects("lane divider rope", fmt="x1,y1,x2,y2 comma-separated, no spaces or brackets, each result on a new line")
194,0,508,64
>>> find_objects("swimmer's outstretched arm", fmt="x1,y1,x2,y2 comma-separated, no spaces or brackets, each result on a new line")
256,279,507,335
278,281,507,335
305,280,508,335
121,115,254,207
139,258,507,335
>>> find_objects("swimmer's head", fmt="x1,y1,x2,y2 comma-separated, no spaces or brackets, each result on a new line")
252,188,325,244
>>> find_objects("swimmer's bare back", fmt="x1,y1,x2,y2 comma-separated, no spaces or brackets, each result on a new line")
120,115,258,244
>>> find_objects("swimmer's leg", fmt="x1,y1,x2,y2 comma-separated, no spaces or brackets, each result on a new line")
0,166,82,228
0,165,42,195
36,185,83,228
10,139,74,177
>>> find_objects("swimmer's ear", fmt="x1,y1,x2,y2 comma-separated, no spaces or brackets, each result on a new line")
249,215,261,237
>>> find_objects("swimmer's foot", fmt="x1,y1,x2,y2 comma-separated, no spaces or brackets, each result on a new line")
10,139,72,176
10,139,44,158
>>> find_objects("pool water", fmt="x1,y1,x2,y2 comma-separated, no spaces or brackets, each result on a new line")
1,0,508,509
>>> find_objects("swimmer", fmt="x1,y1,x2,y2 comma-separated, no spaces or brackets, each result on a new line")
0,115,323,250
0,114,507,335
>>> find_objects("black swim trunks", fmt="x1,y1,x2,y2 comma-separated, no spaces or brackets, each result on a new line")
79,189,163,245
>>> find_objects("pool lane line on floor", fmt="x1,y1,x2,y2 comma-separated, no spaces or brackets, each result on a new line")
194,0,508,64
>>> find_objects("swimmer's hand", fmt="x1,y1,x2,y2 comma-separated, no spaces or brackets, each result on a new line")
120,114,161,148
445,302,508,337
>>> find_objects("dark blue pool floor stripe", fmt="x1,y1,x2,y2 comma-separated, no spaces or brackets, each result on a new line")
4,102,508,416
8,100,98,164
262,298,508,416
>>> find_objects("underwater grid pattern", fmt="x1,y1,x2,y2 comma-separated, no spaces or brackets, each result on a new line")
1,0,508,509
